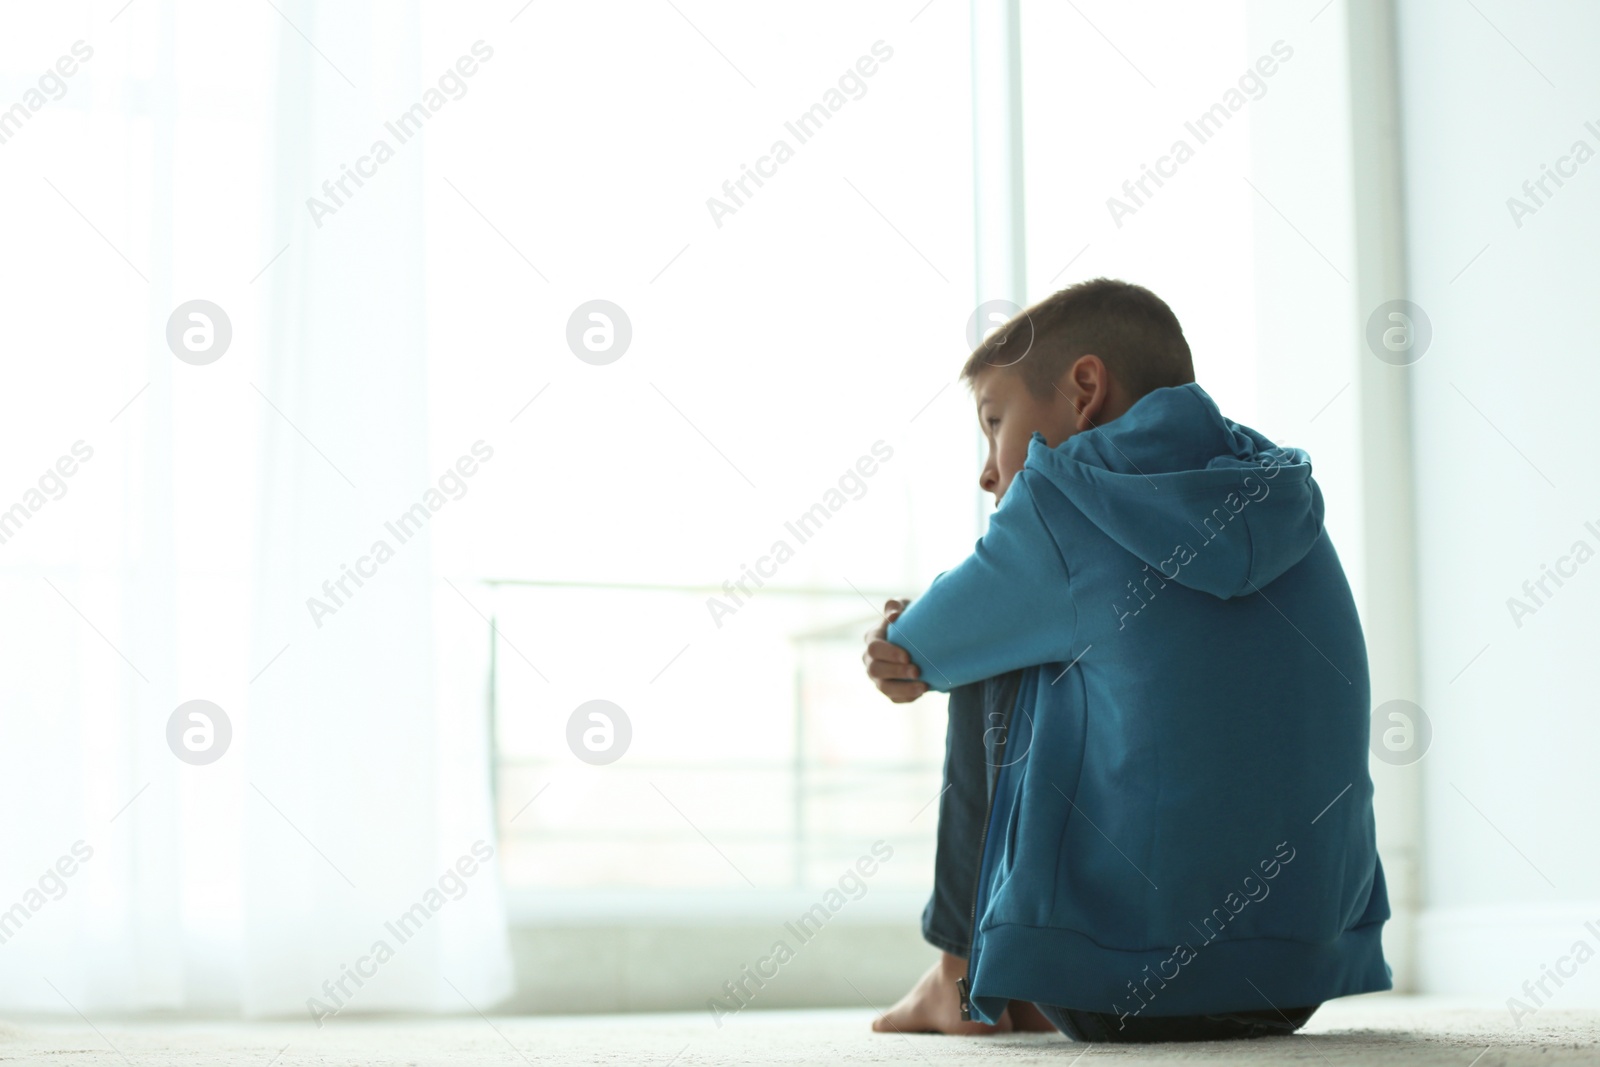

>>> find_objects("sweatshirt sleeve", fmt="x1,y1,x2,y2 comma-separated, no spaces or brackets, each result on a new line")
885,470,1076,692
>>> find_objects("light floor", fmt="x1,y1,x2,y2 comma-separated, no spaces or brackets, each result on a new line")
2,996,1593,1065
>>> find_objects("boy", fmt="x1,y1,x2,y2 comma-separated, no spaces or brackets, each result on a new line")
862,279,1391,1042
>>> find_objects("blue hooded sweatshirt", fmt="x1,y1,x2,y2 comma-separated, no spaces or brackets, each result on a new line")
887,382,1391,1025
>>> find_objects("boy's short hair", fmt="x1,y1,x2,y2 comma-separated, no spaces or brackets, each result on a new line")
961,277,1195,400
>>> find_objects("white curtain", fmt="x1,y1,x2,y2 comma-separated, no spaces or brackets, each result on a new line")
0,0,510,1017
243,0,512,1019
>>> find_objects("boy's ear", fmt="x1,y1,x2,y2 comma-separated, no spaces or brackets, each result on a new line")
1064,354,1114,431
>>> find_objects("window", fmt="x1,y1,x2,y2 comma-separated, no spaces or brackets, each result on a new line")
415,2,982,899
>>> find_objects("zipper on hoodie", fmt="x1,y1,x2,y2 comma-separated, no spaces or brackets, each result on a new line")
960,670,1019,1021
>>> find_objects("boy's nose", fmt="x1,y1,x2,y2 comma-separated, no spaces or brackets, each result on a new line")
979,465,998,495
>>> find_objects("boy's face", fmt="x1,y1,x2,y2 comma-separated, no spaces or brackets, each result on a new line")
974,368,1082,504
974,356,1130,504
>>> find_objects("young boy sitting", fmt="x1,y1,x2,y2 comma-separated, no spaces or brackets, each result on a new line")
862,278,1392,1042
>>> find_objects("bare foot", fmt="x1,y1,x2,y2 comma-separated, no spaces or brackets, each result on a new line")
1008,999,1058,1033
871,952,1014,1035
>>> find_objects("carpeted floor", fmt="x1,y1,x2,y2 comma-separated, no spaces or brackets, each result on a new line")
2,996,1595,1064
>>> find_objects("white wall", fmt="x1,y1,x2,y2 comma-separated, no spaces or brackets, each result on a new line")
1246,0,1422,989
1394,0,1600,1011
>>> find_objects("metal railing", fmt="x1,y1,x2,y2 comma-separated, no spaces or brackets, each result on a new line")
480,578,940,891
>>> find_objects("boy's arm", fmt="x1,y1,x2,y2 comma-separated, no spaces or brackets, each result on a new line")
885,469,1076,692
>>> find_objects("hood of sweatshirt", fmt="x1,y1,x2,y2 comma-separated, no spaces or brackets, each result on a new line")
1023,382,1325,599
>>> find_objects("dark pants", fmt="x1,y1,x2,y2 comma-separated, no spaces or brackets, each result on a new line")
921,674,1319,1043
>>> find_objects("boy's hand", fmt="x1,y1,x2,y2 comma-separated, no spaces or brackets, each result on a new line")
863,599,928,703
